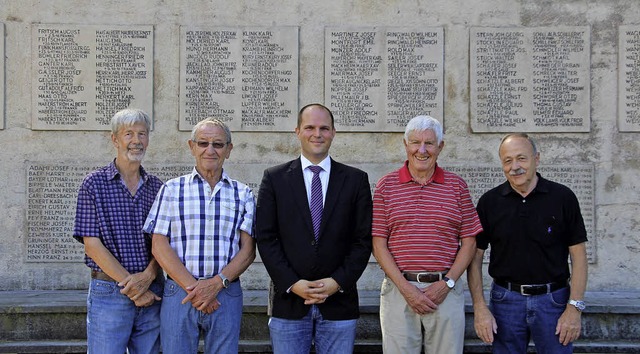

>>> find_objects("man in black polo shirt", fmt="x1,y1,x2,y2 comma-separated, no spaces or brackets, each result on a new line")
467,133,588,354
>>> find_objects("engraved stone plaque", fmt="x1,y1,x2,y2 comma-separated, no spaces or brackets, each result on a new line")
619,25,640,132
1,23,4,130
471,27,590,132
326,27,444,131
443,164,596,263
179,26,299,131
25,162,256,262
27,164,96,262
32,24,153,130
26,162,595,263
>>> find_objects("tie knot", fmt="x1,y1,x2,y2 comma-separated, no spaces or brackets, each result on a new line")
309,165,323,175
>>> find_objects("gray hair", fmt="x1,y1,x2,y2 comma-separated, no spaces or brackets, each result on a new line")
404,115,443,144
500,133,538,155
110,109,152,135
191,117,232,144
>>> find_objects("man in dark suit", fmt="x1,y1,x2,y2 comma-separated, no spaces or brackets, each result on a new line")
256,103,373,354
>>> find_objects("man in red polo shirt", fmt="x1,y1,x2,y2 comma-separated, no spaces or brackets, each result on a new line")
372,115,482,354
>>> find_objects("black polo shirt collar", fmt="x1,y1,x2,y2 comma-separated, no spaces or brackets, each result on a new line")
499,172,548,197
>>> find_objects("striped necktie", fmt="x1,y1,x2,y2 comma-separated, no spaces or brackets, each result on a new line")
308,165,323,241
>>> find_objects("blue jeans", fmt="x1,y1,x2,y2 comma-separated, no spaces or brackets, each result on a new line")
160,278,243,354
268,305,357,354
490,283,573,354
86,279,163,354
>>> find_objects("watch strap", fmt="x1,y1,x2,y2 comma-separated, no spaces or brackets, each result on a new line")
218,273,230,288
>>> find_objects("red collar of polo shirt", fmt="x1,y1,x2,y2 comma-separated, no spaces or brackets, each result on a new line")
398,160,445,184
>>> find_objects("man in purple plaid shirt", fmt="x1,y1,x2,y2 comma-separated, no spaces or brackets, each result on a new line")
73,109,164,354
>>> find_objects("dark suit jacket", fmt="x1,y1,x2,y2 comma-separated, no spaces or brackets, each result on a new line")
256,158,372,320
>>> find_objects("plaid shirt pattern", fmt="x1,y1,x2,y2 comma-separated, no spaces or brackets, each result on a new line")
143,168,255,278
73,161,163,273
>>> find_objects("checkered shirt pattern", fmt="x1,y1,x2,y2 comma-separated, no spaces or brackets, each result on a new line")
73,161,164,273
143,168,255,278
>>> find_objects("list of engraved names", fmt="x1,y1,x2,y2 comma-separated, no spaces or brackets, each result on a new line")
32,24,153,130
326,27,443,132
619,25,640,132
471,27,590,132
179,27,298,131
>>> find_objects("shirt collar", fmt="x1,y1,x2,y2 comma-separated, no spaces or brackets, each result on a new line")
106,159,149,182
398,160,445,184
188,167,231,185
300,155,332,173
500,172,548,196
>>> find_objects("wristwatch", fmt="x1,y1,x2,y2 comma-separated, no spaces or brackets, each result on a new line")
442,276,455,289
218,273,230,288
568,299,586,312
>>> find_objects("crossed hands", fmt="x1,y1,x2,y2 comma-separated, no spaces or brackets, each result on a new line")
401,280,450,316
291,277,340,305
181,278,222,315
119,272,161,307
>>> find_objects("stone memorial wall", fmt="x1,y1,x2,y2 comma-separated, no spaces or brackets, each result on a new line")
25,162,595,264
26,164,191,263
471,27,590,132
325,27,444,131
179,26,298,131
618,25,640,132
31,24,153,130
2,0,640,292
1,23,3,130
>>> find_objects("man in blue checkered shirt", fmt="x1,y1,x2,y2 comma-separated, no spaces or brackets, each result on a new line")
143,117,256,354
73,109,164,354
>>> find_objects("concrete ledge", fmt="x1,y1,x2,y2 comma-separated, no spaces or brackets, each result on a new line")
2,290,639,315
1,289,639,353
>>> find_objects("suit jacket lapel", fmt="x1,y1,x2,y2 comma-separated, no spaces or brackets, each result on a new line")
321,159,345,236
286,159,315,239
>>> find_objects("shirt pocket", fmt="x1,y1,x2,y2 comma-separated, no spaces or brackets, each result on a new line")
532,214,566,246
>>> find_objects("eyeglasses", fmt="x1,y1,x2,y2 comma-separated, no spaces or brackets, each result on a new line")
193,140,228,149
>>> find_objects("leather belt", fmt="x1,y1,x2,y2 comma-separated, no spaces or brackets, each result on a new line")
166,274,239,286
402,271,447,283
91,270,165,283
91,270,116,282
494,279,568,296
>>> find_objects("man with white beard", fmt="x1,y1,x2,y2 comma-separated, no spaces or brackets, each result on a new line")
73,108,164,354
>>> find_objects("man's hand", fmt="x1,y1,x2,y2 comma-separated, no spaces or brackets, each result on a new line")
182,278,222,314
119,272,154,301
400,284,438,315
473,304,497,344
291,279,331,305
422,280,450,305
133,289,161,308
556,306,582,345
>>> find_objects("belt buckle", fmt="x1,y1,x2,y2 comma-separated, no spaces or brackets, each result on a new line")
416,272,429,284
416,272,442,284
520,284,549,296
520,284,534,296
